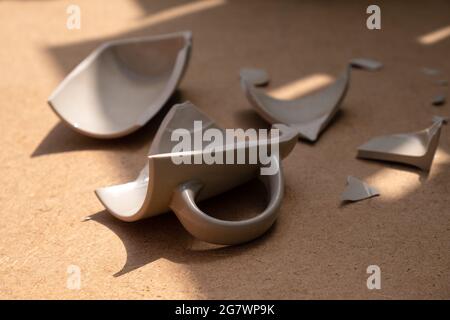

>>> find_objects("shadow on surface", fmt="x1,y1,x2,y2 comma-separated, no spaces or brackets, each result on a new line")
32,91,184,157
88,178,275,277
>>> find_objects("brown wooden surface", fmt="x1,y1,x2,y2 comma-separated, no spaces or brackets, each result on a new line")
0,0,449,299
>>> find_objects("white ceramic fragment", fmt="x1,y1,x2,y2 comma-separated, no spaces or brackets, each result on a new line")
96,102,299,245
432,94,446,106
350,58,383,71
357,119,445,171
240,59,381,142
341,176,380,202
48,31,192,138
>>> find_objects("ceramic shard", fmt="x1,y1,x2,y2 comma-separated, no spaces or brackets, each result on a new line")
240,58,381,142
48,31,192,138
341,176,379,202
432,94,446,106
95,101,224,221
357,119,445,171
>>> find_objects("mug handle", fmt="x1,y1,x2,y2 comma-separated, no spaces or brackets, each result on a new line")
169,156,284,245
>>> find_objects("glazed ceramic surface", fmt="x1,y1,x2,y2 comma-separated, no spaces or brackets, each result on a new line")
240,59,381,142
48,31,192,138
341,176,380,202
357,119,445,171
96,102,299,245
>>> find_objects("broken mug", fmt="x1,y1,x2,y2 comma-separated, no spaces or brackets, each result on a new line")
95,102,299,245
239,58,382,142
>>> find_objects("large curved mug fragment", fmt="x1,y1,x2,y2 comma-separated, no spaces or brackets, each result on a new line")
48,31,192,138
96,102,299,245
